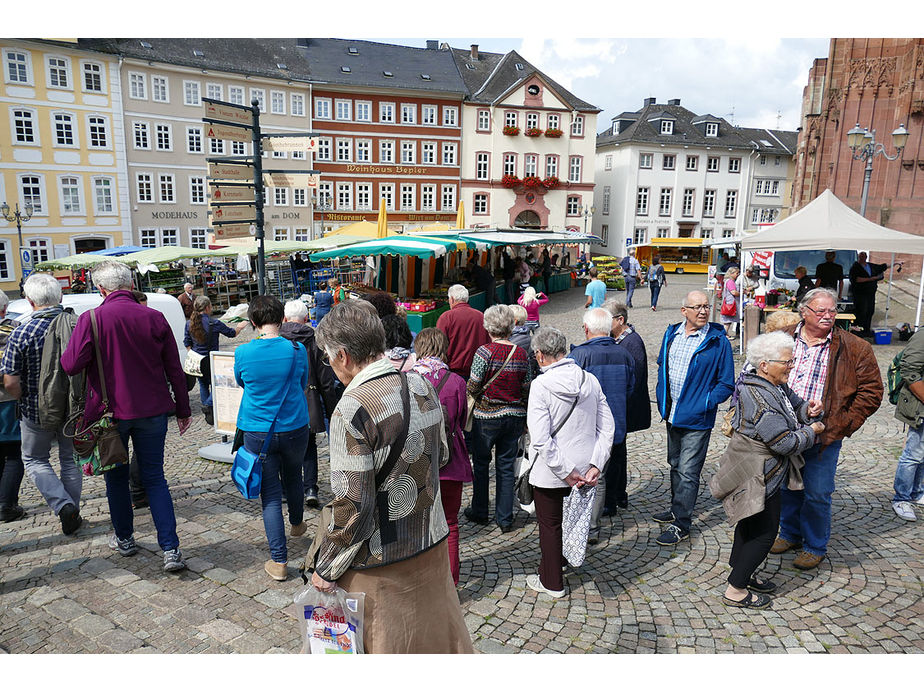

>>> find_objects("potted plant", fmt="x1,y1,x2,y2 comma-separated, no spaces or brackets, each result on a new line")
522,175,543,189
542,176,560,190
545,128,563,138
501,174,521,188
502,125,520,136
525,127,543,137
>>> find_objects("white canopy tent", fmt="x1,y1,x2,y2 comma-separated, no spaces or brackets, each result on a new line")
741,189,924,328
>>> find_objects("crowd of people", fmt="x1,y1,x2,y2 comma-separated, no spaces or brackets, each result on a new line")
0,251,915,649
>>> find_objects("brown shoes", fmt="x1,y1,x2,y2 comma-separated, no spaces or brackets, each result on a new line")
264,559,288,581
290,522,307,537
793,551,824,570
769,537,802,554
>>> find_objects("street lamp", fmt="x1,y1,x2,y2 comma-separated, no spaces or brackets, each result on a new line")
581,204,596,235
312,192,332,240
1,201,34,294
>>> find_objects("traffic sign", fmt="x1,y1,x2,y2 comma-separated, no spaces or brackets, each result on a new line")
208,162,254,181
212,223,256,239
262,172,320,188
20,248,33,271
209,185,255,203
209,205,256,223
263,135,318,153
203,99,253,127
204,122,251,143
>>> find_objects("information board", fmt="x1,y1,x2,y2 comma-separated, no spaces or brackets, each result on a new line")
210,351,242,435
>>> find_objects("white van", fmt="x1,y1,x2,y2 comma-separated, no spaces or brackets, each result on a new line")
6,292,188,363
744,249,859,297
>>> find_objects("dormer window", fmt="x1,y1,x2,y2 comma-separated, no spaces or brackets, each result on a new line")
706,122,718,137
660,120,673,135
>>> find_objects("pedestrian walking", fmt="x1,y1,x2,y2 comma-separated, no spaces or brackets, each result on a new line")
584,268,607,309
891,327,924,521
647,255,666,311
720,266,741,338
517,286,549,332
436,284,490,381
619,249,642,308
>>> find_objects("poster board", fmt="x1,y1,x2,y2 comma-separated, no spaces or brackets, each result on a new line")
210,351,241,435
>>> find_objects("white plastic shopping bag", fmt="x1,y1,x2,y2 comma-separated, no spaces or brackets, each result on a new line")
561,485,596,568
291,584,365,654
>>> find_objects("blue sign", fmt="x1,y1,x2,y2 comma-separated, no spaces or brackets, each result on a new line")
625,238,632,247
20,248,33,270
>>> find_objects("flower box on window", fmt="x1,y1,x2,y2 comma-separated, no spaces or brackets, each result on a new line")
542,176,561,190
525,127,543,137
502,125,520,136
522,176,543,189
544,128,563,138
501,174,521,188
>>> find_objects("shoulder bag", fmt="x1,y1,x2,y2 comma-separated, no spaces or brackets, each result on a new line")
183,321,212,377
231,343,299,499
66,309,129,477
465,344,516,432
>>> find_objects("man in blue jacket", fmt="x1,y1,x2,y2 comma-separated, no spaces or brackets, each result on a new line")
654,290,735,546
570,307,635,544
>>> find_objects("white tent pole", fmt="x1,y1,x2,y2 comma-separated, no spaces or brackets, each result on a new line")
883,252,895,328
916,269,924,331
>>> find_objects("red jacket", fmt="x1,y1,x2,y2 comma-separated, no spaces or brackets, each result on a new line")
436,302,490,380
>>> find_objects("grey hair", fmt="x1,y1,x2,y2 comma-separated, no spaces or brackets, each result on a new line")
746,331,795,369
92,261,133,291
508,303,527,325
0,289,9,313
798,287,838,313
23,273,62,307
447,284,469,303
483,304,514,338
583,307,613,336
601,299,627,322
284,299,308,321
314,299,384,365
531,326,567,358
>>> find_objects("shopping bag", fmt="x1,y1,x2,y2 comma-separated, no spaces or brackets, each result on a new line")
291,584,365,654
514,434,534,514
561,485,596,568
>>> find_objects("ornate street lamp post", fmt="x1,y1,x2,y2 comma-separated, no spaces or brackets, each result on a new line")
1,201,34,296
312,192,332,240
581,204,596,235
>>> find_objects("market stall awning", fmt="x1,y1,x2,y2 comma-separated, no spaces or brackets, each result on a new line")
310,236,466,261
324,220,402,239
406,229,508,251
437,230,602,247
35,253,115,271
87,245,146,256
203,236,366,258
119,246,215,268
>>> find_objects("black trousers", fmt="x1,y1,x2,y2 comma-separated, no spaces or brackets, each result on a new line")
603,440,627,508
533,485,570,592
728,492,781,589
853,291,875,333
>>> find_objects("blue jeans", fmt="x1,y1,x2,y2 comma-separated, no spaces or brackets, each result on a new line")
650,283,662,308
106,414,179,551
779,440,842,556
198,378,212,408
244,424,310,563
893,424,924,502
471,415,525,528
666,424,712,532
625,276,637,307
282,429,318,493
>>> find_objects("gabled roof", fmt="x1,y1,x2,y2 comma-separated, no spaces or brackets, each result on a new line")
736,127,798,155
597,101,752,149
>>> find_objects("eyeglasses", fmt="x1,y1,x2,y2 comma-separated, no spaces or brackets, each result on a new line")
804,306,837,317
683,304,710,313
767,358,795,367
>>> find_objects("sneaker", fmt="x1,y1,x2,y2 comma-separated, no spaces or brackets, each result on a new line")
912,493,924,507
792,550,824,570
769,537,801,554
587,529,600,545
526,574,567,598
0,505,26,523
305,488,319,508
59,503,82,536
651,510,675,524
655,524,689,546
108,533,139,557
290,521,308,537
264,559,288,581
892,500,917,522
163,548,187,572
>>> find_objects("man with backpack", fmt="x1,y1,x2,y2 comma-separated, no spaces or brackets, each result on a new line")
619,249,642,308
890,328,924,521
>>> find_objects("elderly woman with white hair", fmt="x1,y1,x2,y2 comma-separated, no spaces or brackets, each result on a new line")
710,330,824,610
464,304,533,532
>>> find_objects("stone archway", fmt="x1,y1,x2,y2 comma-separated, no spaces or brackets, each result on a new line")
513,210,542,229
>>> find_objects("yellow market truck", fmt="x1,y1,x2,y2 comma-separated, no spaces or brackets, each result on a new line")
631,238,714,274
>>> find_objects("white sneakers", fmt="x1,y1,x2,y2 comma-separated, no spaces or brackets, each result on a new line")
526,574,567,598
913,493,924,507
892,501,917,522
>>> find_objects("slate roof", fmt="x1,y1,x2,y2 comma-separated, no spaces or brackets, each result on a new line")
736,127,799,155
596,101,755,150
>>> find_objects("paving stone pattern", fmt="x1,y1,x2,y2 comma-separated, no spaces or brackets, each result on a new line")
1,276,921,653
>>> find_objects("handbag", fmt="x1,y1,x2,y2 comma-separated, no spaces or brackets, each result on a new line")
66,308,129,477
231,343,299,499
721,299,737,317
465,344,516,432
182,322,212,377
562,485,596,567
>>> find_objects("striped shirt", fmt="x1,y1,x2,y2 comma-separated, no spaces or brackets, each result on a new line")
788,322,831,403
667,323,709,424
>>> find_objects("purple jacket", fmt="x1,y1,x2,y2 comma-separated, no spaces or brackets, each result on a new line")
61,290,191,421
412,358,473,483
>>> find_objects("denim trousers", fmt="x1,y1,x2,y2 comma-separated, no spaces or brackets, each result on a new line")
198,378,212,408
650,283,662,308
894,423,924,502
244,424,310,563
21,418,81,515
625,277,637,307
471,415,524,528
778,440,843,556
0,440,24,509
666,424,713,532
106,414,179,551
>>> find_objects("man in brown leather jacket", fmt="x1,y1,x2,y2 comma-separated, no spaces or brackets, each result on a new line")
769,288,882,570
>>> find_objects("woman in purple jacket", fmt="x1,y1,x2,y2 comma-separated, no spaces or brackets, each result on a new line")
411,327,472,585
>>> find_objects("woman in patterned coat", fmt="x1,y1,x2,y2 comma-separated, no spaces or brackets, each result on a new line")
306,299,473,654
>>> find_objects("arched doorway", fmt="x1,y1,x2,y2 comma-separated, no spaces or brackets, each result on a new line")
513,210,541,229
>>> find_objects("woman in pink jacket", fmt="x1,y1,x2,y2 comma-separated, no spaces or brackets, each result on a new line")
517,286,549,332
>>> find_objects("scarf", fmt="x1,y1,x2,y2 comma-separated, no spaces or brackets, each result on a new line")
411,355,448,379
385,346,411,362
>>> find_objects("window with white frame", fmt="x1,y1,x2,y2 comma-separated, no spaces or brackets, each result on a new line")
53,112,76,146
250,88,265,112
93,177,114,214
659,119,673,135
545,155,558,178
229,86,244,105
336,138,352,162
633,227,647,245
524,154,538,177
505,111,518,128
140,228,158,248
663,154,675,170
155,123,171,151
136,173,153,203
441,184,456,211
273,227,289,241
60,176,82,214
703,189,716,217
636,187,649,215
568,156,582,183
421,185,435,211
151,75,168,103
132,121,149,149
682,188,695,216
571,115,584,136
422,105,436,125
761,208,777,223
659,188,672,216
701,227,713,239
355,101,371,121
401,141,415,164
477,110,490,131
442,142,457,166
209,137,225,155
401,104,416,124
271,91,285,115
335,99,351,121
190,227,207,249
294,228,310,242
316,138,331,161
356,183,371,210
274,187,289,206
602,186,610,215
566,196,580,215
28,238,50,263
162,228,179,246
705,122,718,137
751,208,761,225
421,142,435,164
47,56,70,88
206,83,222,101
526,113,539,129
293,188,307,206
128,72,146,99
474,193,488,214
13,109,37,144
728,158,741,173
186,126,202,153
656,227,670,238
686,155,698,171
707,156,719,172
503,153,516,177
722,228,735,238
547,113,560,130
639,152,653,169
401,184,415,211
20,175,43,213
379,102,395,123
775,155,781,166
5,49,32,84
272,149,286,159
291,93,305,116
291,150,305,160
82,62,103,92
442,106,458,126
759,154,767,166
231,140,246,155
356,139,371,162
380,183,394,210
88,116,108,148
604,154,612,171
724,190,737,217
159,174,175,203
601,225,609,244
316,182,332,209
379,140,394,163
189,177,205,204
183,80,200,106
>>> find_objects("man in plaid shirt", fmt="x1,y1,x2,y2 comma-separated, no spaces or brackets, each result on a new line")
1,274,82,536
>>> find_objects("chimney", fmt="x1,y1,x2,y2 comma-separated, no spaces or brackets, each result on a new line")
470,44,479,61
668,98,681,106
426,40,438,50
643,97,657,107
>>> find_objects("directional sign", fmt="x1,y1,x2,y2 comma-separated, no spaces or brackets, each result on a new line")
204,100,253,127
209,185,255,203
204,122,251,143
208,162,254,181
212,223,256,239
263,172,320,188
210,205,256,223
263,135,319,153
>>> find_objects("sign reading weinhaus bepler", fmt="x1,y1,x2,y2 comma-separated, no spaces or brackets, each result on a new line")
204,122,250,143
262,172,320,188
263,136,319,153
212,223,255,240
204,99,253,126
210,205,256,223
209,185,255,203
208,162,254,181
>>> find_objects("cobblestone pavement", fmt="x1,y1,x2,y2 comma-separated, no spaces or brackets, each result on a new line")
2,276,922,654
